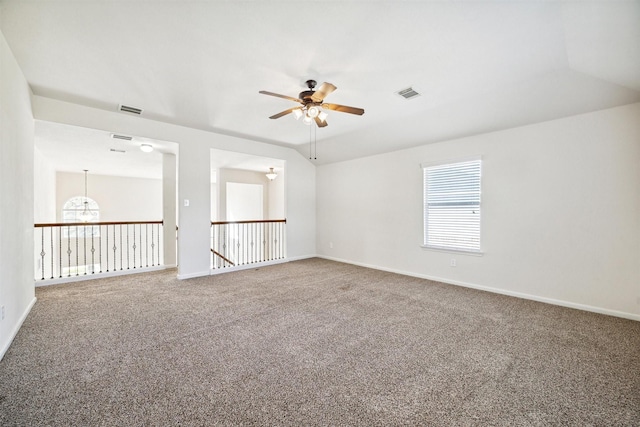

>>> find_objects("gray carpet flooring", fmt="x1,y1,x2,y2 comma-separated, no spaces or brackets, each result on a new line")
1,258,639,426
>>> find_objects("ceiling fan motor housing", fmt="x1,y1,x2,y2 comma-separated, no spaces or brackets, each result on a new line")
298,79,318,103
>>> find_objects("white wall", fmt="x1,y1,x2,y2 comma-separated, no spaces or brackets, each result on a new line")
34,147,56,223
0,31,36,360
162,153,177,267
56,172,162,222
226,182,263,221
177,141,211,277
317,103,640,320
218,169,269,221
32,96,316,279
215,167,285,221
268,168,285,220
210,183,218,221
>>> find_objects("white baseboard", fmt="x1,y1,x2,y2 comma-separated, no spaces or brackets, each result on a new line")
177,270,210,280
283,254,317,262
208,255,317,276
317,255,640,322
210,258,294,276
0,297,37,362
36,265,168,287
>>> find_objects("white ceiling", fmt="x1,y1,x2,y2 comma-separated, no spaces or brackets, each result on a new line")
209,149,285,184
3,0,640,175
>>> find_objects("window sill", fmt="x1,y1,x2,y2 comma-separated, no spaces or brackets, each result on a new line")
420,245,484,256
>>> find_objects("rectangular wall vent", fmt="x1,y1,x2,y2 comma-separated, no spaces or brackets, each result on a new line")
396,87,421,100
110,133,133,141
118,104,143,115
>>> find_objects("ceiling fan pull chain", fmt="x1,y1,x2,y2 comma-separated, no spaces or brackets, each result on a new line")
309,123,312,160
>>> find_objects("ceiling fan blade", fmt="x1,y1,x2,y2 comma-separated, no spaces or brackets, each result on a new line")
310,82,337,103
269,107,300,119
314,117,328,128
259,90,303,103
322,103,365,115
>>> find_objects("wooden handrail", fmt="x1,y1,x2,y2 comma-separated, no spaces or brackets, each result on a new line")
35,220,163,228
211,219,286,226
211,249,235,266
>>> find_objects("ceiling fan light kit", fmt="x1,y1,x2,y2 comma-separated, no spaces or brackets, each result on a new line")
294,104,327,125
307,105,319,118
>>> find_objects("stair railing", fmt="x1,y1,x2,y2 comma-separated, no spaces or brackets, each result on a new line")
34,220,163,281
211,219,286,269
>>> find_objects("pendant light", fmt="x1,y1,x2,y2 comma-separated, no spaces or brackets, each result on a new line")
78,169,93,222
265,168,278,181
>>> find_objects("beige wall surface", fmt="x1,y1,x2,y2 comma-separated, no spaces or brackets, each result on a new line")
56,172,162,222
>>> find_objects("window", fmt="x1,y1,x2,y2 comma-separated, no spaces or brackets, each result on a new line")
62,197,100,237
422,158,481,253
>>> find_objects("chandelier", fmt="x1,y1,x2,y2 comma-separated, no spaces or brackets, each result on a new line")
78,169,93,222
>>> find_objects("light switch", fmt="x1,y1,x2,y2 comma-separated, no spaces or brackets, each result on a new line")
184,199,190,207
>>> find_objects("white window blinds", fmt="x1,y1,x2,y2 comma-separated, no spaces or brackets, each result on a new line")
423,158,481,252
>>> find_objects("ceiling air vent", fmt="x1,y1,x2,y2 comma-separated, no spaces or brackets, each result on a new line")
118,104,143,115
396,87,421,100
110,133,133,141
110,148,126,153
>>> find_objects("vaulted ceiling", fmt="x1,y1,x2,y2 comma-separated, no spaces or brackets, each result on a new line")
2,0,639,170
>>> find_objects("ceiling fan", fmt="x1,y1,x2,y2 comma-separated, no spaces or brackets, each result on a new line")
259,80,364,128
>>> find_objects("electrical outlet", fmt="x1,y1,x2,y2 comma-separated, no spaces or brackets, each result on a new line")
450,259,457,267
329,242,333,249
637,297,640,306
